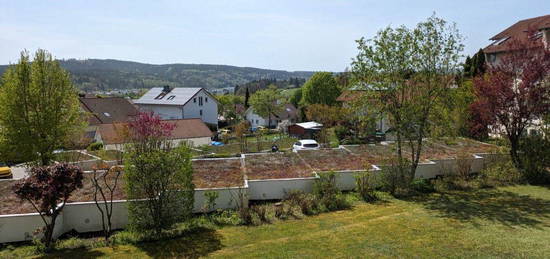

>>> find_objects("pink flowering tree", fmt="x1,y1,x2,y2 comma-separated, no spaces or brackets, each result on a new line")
124,111,194,234
127,111,176,152
13,163,83,251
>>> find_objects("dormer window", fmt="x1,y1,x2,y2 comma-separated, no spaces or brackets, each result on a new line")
492,36,510,46
167,95,175,100
154,93,167,100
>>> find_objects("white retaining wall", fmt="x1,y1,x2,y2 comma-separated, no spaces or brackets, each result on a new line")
331,165,382,191
0,185,246,243
0,212,64,243
194,186,249,212
247,177,317,200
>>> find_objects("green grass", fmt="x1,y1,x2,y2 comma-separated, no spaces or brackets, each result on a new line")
54,151,96,162
2,185,550,258
87,150,123,161
195,136,297,157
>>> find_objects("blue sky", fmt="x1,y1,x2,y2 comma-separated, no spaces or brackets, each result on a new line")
1,0,548,71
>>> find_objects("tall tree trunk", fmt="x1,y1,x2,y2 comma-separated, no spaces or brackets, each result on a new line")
509,136,522,169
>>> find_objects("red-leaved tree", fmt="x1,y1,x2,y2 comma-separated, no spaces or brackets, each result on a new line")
13,163,83,250
127,111,176,152
471,30,550,167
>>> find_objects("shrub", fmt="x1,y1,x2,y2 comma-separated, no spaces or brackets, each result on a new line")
519,134,550,184
87,142,103,151
478,160,523,187
410,179,435,193
378,158,412,196
455,152,473,180
250,204,276,224
284,190,321,215
334,125,349,141
202,191,219,213
313,171,351,211
355,172,378,202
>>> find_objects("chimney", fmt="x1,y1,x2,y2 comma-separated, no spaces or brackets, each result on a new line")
163,85,172,93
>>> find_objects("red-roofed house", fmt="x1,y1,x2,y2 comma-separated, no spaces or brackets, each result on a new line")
483,14,550,65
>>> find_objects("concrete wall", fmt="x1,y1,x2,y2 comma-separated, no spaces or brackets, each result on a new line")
247,177,318,200
194,187,248,213
62,201,129,233
0,212,64,244
332,166,381,191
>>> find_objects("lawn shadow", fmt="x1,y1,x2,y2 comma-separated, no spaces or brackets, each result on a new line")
408,188,550,228
134,227,223,259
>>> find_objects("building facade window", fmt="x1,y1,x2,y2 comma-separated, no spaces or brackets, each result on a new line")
200,109,203,116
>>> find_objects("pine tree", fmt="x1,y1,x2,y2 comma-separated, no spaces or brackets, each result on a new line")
463,56,472,77
244,87,250,109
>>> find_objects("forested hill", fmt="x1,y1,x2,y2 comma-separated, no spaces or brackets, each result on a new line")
0,59,314,91
234,78,306,95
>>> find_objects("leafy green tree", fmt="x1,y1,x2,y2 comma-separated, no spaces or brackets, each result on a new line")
352,15,463,188
289,87,302,107
301,72,341,106
0,50,84,165
124,112,194,234
249,85,284,128
217,94,244,125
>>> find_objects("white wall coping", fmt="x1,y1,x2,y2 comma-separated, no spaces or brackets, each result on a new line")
247,175,318,183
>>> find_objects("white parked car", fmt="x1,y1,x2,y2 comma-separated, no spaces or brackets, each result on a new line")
292,139,320,152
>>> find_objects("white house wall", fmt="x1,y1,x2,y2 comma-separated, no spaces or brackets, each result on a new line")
138,104,183,120
182,90,218,125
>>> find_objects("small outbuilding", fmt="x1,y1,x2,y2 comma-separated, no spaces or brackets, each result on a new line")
288,121,323,139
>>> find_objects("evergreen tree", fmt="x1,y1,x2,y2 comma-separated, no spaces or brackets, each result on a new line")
463,56,472,77
244,87,250,108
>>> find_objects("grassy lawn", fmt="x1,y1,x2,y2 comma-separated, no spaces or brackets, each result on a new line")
87,150,123,161
195,135,297,157
54,151,96,162
3,185,550,258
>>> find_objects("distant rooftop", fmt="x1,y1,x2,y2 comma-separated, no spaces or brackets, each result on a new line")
484,14,550,54
134,87,216,106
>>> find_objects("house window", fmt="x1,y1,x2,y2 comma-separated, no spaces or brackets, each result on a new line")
194,98,196,103
167,95,175,100
205,97,208,103
199,97,203,106
200,110,203,116
255,120,258,124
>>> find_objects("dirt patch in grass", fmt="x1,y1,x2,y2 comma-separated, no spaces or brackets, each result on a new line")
192,159,244,188
297,148,368,171
244,152,313,180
